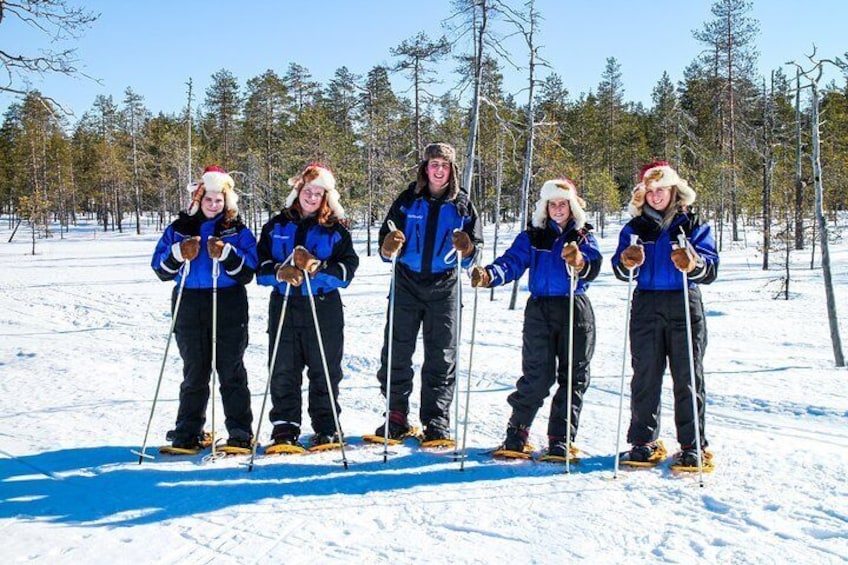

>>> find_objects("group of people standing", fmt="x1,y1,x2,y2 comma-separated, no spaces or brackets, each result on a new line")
151,142,719,468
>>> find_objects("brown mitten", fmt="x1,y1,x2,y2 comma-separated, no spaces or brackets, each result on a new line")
276,264,304,286
671,246,699,273
561,241,585,271
452,231,474,256
620,245,645,269
381,230,406,259
470,266,491,288
178,236,200,261
207,236,225,259
293,246,321,274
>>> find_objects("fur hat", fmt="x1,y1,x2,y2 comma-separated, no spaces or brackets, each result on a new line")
628,161,696,217
416,142,460,200
186,165,238,219
531,178,587,230
285,162,344,219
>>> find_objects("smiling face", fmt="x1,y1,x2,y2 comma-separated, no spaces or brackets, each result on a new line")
298,183,326,216
645,184,672,212
547,198,572,227
426,158,451,195
200,191,225,218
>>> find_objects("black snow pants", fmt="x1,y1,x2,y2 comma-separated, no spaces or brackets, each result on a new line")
507,294,595,441
172,285,253,441
267,290,344,435
376,266,458,433
626,288,708,448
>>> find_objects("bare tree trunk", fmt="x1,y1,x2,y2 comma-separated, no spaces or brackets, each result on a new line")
509,1,537,311
131,104,141,235
761,75,772,270
8,217,22,242
186,79,193,186
809,82,845,366
461,1,487,194
794,69,804,250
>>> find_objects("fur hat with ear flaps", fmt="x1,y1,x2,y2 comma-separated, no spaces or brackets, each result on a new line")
531,178,587,230
186,165,239,220
416,142,461,200
285,162,345,219
628,160,696,217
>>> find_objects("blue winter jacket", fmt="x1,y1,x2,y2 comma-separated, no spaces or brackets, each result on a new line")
152,213,258,288
486,219,603,297
611,210,718,289
256,209,358,296
379,183,483,275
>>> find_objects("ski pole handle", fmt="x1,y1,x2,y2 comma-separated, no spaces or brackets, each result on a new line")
630,234,639,246
444,228,462,263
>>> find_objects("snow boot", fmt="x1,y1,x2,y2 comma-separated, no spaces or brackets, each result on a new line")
501,424,530,453
620,440,667,467
374,410,411,440
421,425,454,448
220,429,253,454
309,431,342,450
309,432,340,448
271,423,301,446
670,446,715,472
169,430,213,450
544,436,580,461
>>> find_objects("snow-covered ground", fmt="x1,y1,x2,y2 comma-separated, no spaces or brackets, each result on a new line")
1,215,846,563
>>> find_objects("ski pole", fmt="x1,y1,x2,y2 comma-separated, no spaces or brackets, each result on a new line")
303,270,348,469
134,260,191,464
208,257,221,461
381,220,399,462
613,234,639,479
447,243,463,453
677,233,705,486
459,257,480,471
247,252,294,472
564,261,577,474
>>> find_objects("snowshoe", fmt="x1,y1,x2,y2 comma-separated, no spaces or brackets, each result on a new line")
217,435,254,456
537,437,580,464
492,424,533,460
265,423,306,455
619,440,667,468
420,426,455,449
362,411,419,445
159,431,213,455
308,432,344,452
670,447,715,473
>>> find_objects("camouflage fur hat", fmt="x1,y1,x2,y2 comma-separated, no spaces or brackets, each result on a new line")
416,142,461,200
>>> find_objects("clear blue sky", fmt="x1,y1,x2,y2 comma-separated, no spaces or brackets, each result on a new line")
2,0,846,120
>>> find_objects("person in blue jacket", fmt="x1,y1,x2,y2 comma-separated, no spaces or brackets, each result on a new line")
471,178,602,459
611,161,718,468
152,165,257,450
256,163,359,449
375,142,483,444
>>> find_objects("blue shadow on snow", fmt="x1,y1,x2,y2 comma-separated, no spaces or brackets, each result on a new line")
0,444,611,527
